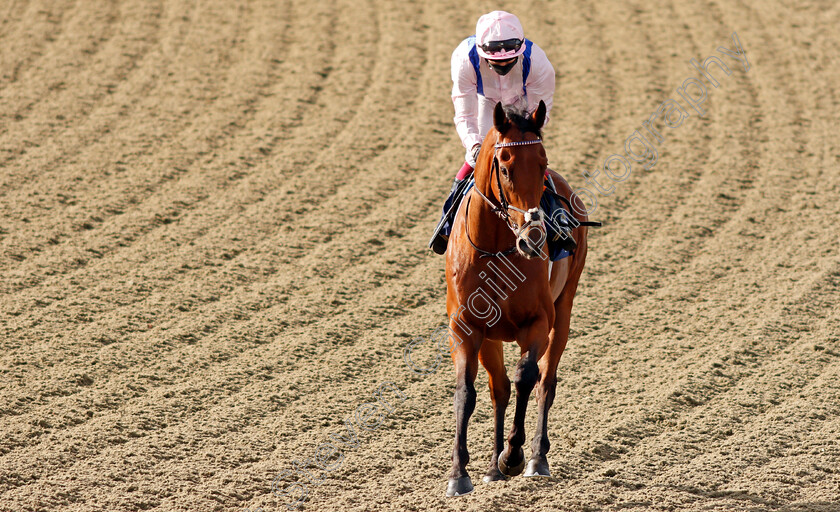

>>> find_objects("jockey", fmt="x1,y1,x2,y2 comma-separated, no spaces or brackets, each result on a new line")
429,11,575,256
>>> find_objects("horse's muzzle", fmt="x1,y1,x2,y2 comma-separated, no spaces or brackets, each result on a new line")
515,208,546,259
516,236,544,258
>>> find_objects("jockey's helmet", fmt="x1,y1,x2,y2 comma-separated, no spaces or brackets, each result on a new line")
475,11,526,75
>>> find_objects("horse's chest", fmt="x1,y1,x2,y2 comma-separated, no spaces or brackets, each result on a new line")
454,265,549,333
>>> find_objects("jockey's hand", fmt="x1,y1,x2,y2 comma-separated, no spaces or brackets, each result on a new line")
469,144,481,165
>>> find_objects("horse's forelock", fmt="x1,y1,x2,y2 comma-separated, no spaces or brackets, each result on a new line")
501,104,542,139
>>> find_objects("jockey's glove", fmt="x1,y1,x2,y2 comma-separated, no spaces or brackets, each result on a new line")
469,143,481,166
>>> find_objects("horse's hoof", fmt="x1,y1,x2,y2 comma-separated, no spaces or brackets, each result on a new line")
523,457,551,477
482,467,509,483
498,447,525,477
446,476,474,497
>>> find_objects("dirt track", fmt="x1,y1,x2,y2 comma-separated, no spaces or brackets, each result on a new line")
1,1,839,511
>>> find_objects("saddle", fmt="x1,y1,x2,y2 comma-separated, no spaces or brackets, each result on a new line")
430,173,601,260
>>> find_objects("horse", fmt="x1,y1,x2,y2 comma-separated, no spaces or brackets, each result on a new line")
444,100,590,496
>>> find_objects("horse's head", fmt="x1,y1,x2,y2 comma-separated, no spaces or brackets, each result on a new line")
476,100,549,259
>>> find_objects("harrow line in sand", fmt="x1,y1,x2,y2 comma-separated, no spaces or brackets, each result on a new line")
0,0,836,510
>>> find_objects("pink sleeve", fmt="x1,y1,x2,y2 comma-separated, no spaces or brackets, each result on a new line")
451,40,482,152
525,45,556,126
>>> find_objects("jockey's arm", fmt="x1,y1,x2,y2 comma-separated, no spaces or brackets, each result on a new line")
451,41,482,166
525,44,556,126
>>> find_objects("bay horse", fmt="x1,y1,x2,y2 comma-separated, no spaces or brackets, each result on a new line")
444,100,590,496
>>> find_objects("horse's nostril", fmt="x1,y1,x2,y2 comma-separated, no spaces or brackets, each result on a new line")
517,238,540,258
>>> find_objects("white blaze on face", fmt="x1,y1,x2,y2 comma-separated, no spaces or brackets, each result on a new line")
516,207,547,259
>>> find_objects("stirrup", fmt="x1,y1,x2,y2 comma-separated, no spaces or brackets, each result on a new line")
556,230,577,252
428,177,471,254
541,176,577,257
428,197,454,254
429,233,448,255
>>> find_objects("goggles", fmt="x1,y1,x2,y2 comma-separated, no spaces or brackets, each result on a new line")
480,38,523,57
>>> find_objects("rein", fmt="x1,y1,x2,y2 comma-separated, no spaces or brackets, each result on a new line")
464,194,518,257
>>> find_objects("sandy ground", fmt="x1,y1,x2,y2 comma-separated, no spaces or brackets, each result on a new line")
1,0,839,511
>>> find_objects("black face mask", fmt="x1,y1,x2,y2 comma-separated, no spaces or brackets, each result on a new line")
488,57,517,76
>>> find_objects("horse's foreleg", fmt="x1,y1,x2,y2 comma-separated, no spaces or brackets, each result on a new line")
478,340,510,483
499,317,548,477
526,275,580,477
447,323,480,497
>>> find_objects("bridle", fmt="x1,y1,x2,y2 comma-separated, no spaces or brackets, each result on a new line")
465,137,546,258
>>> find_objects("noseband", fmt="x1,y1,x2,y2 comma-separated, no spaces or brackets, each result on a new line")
466,137,546,258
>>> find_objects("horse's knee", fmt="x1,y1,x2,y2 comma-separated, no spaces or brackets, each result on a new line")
514,359,539,389
540,375,557,394
537,376,557,406
489,378,511,405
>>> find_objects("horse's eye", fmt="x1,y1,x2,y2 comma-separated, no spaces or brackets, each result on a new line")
500,166,510,179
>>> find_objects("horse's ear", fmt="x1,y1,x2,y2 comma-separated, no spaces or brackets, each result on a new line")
532,100,547,129
493,102,508,133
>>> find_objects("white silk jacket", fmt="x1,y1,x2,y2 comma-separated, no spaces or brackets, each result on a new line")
451,36,556,166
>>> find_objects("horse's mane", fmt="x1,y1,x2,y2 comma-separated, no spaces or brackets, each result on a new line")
500,103,542,139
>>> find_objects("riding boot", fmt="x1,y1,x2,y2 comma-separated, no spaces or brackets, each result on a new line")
429,176,472,255
540,182,577,258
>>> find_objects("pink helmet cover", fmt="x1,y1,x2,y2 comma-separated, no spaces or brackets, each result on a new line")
475,11,526,60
